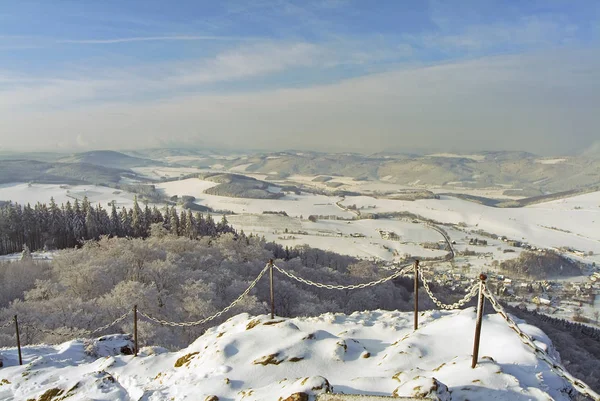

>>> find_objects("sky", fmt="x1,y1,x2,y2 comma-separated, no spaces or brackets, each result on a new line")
0,0,599,155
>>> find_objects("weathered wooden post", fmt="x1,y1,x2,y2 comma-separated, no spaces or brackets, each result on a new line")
414,259,419,331
269,259,275,319
133,305,138,357
471,273,487,368
14,315,22,366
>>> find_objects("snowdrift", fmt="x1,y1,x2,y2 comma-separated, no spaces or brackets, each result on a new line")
0,309,580,400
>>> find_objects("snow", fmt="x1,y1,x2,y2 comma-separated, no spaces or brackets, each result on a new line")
339,194,600,258
156,178,219,196
0,251,55,262
427,153,486,161
0,310,578,400
536,158,567,165
157,178,353,218
0,183,140,209
230,163,254,172
130,167,206,180
227,215,447,261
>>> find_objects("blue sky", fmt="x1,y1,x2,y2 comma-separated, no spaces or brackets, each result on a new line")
0,0,599,154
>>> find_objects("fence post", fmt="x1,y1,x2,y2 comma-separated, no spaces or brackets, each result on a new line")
133,305,138,357
269,259,275,319
14,315,22,366
471,273,487,368
414,259,419,331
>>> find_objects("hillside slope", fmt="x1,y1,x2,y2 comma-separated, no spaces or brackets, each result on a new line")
0,160,130,185
59,150,164,169
0,309,582,401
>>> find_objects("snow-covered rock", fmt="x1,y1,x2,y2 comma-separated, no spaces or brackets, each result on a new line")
0,309,581,400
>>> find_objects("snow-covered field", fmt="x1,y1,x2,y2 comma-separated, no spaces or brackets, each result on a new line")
154,177,600,266
340,193,600,259
0,183,139,209
0,310,580,401
157,178,219,195
130,167,207,180
158,178,352,218
228,214,447,261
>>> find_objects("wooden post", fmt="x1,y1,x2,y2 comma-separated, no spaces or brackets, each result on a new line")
14,315,22,366
471,273,487,368
269,259,275,319
133,305,138,357
414,260,419,331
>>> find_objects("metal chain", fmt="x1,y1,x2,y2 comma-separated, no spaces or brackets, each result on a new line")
419,269,479,310
0,319,13,330
273,263,412,290
86,310,132,335
22,310,132,338
483,288,600,400
139,264,270,327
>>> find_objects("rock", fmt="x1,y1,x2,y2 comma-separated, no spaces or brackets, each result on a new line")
282,392,309,401
393,376,451,400
205,396,219,401
85,334,135,358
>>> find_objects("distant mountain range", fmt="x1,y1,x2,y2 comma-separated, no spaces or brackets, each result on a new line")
1,149,599,197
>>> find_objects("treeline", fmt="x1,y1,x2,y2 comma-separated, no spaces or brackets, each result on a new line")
0,197,234,255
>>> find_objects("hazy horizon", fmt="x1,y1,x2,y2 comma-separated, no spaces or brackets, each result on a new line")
1,1,599,155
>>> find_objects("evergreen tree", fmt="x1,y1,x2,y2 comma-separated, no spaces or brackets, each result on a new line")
186,209,198,239
169,207,180,236
63,201,76,248
120,207,132,237
110,203,121,237
131,196,143,238
85,206,99,240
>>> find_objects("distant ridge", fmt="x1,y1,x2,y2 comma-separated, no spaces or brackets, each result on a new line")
59,150,165,169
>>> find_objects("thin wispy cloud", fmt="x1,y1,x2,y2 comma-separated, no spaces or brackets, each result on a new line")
57,35,256,44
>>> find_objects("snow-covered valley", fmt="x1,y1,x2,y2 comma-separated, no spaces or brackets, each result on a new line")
0,310,582,401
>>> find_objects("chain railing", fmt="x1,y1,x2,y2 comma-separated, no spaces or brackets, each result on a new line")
483,287,600,400
139,263,270,327
272,263,412,290
419,269,479,310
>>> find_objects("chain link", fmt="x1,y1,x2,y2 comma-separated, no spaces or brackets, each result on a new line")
21,310,132,338
0,319,13,330
86,310,132,335
139,264,270,327
483,288,600,401
419,269,479,310
273,263,412,290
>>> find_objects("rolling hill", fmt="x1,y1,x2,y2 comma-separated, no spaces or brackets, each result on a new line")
59,150,165,169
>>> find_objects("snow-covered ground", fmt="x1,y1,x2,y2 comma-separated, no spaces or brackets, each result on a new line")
157,178,219,195
0,251,55,262
0,310,581,401
130,167,207,180
228,214,447,261
158,178,352,218
339,193,600,260
0,183,139,209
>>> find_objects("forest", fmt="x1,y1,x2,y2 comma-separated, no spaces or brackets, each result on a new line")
0,232,429,350
0,197,234,256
